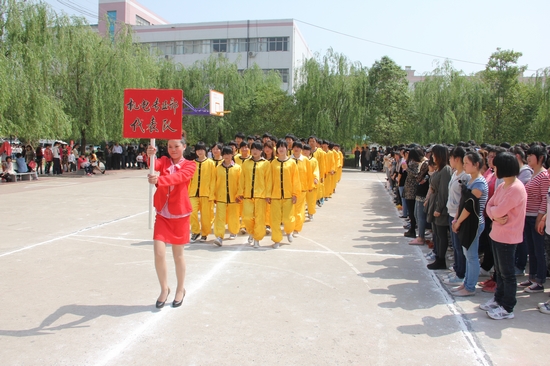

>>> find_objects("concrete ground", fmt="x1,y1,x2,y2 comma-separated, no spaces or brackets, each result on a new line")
0,168,548,366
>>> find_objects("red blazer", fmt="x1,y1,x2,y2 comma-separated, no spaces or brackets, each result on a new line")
153,156,196,216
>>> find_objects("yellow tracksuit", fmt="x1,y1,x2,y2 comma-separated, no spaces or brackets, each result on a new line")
238,158,271,241
268,158,300,243
335,150,344,186
306,156,319,216
188,158,215,237
313,148,326,201
210,163,241,238
234,154,250,166
291,155,310,233
324,149,336,198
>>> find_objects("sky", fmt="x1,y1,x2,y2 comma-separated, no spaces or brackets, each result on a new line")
43,0,549,76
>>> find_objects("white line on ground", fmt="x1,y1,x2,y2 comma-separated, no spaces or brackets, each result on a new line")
0,211,148,258
94,245,244,366
299,235,371,289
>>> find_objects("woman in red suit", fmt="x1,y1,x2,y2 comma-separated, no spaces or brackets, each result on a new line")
147,137,196,309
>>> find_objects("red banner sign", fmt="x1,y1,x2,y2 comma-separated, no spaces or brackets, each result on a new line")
123,89,183,139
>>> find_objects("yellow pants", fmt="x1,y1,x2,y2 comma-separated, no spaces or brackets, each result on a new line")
336,167,342,183
265,203,271,228
190,196,212,237
317,180,324,200
270,198,295,243
214,202,239,238
243,198,267,241
306,188,317,216
294,192,307,232
325,174,334,198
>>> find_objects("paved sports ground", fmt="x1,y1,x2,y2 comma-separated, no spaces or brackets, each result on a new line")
1,169,548,365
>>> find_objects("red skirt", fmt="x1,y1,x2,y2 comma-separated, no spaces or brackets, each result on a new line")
153,214,190,245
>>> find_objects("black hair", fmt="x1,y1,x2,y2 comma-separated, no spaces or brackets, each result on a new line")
510,145,527,164
194,141,206,152
526,144,547,164
262,133,272,139
228,141,238,148
211,142,223,151
239,141,248,148
250,141,263,151
246,135,255,141
293,141,303,149
284,134,296,141
449,146,466,160
235,132,245,139
276,139,288,149
303,144,311,151
493,152,519,178
464,151,484,170
431,144,449,170
408,147,423,163
221,146,233,156
16,153,22,158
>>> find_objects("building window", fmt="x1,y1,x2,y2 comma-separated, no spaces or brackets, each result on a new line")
107,11,116,38
262,69,289,83
175,41,184,55
212,39,227,53
135,15,150,26
268,37,288,51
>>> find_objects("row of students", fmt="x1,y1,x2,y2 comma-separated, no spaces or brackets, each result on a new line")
187,135,344,249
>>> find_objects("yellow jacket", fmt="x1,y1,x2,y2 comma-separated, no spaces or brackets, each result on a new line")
209,163,241,203
238,157,271,199
313,148,326,179
307,156,320,190
291,155,311,192
268,158,301,199
337,150,344,168
234,154,251,166
325,149,336,173
188,158,215,197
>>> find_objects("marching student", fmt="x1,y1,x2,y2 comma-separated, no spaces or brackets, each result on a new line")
302,144,319,220
210,146,242,247
234,141,251,166
267,139,301,248
147,137,196,309
263,140,276,234
237,141,271,248
285,134,296,155
210,142,223,167
290,141,310,235
323,140,336,199
308,136,326,207
334,144,344,184
188,142,215,242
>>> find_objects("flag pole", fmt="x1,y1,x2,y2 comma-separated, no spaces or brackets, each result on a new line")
149,138,156,229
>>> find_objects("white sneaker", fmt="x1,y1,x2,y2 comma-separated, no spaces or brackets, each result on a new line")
253,240,260,248
537,300,550,309
214,237,223,247
287,233,293,243
487,306,514,320
443,275,464,285
292,231,299,237
265,226,271,235
272,242,280,249
479,268,492,277
247,235,253,244
229,234,237,240
539,302,550,314
480,297,499,311
309,214,314,221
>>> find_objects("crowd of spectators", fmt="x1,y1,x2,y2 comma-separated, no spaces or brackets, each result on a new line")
382,141,550,319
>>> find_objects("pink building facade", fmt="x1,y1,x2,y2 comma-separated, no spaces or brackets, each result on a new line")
97,0,168,36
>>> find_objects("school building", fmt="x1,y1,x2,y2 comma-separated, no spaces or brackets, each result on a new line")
97,0,313,93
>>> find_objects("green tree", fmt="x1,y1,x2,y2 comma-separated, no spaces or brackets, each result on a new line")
480,48,528,143
366,56,412,145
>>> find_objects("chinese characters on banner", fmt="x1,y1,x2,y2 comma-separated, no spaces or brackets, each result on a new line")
123,89,183,139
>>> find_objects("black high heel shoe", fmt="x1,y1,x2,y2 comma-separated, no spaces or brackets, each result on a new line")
155,288,170,309
172,289,186,308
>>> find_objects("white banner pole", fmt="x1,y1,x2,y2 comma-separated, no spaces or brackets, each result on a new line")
148,138,156,230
